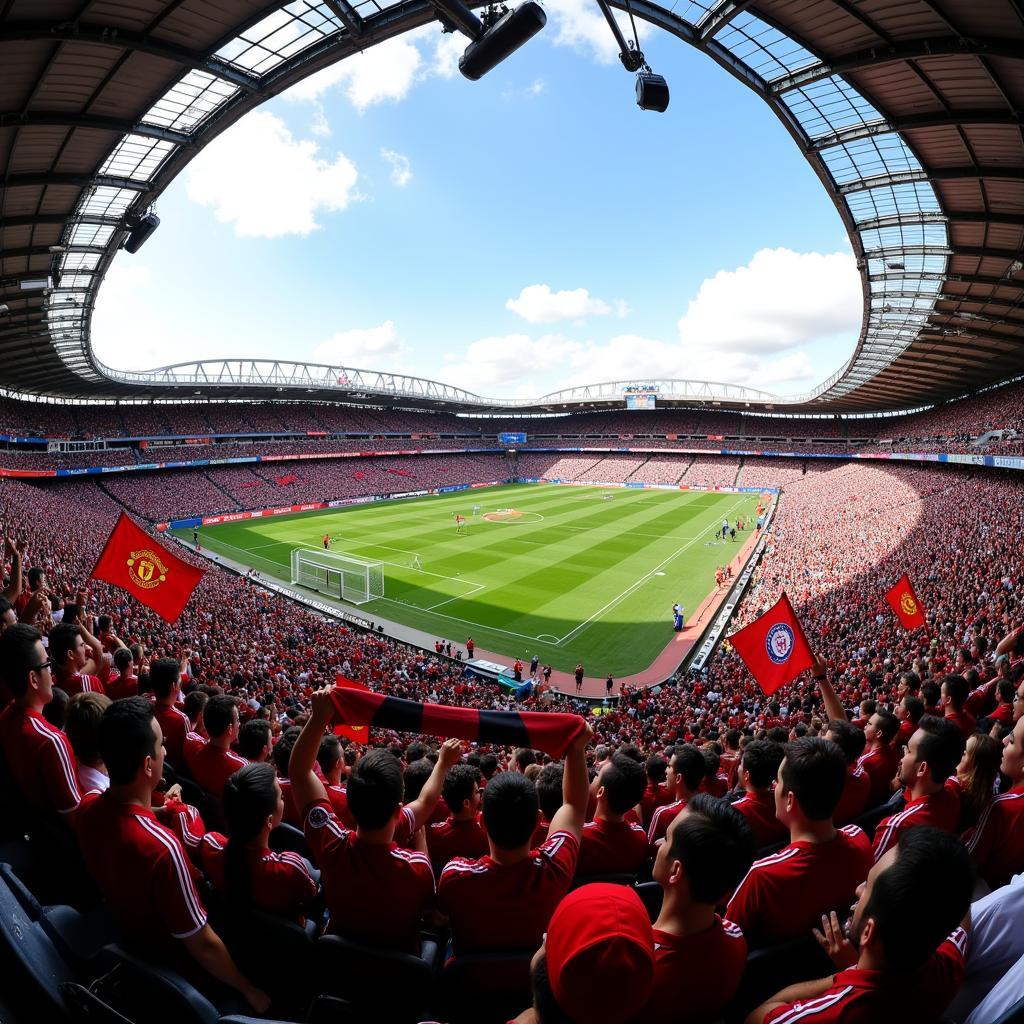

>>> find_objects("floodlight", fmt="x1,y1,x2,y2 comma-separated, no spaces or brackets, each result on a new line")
123,212,160,254
592,0,669,112
0,304,9,315
459,2,547,80
636,72,669,112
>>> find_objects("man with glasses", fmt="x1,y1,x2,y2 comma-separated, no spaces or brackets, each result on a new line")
0,623,81,817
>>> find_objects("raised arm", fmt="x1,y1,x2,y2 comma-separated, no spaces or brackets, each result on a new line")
811,655,847,724
548,723,594,842
79,617,110,682
289,688,334,815
405,738,463,830
2,538,22,602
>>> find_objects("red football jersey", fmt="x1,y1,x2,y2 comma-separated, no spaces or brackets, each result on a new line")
872,786,961,861
59,672,105,698
965,783,1024,889
763,928,967,1023
640,781,673,827
438,830,579,954
856,746,900,808
944,710,977,741
648,799,687,846
199,832,316,922
427,815,489,870
0,704,80,815
76,792,207,945
835,765,871,826
628,918,747,1024
732,789,787,848
726,825,872,947
578,816,649,876
184,738,247,798
326,782,358,830
153,704,194,769
303,799,433,951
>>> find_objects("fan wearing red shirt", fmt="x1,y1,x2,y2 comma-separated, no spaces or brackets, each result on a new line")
639,754,672,827
730,739,787,849
105,648,139,701
965,714,1024,889
0,624,81,817
699,746,730,799
941,674,977,741
629,793,755,1024
152,657,194,769
273,726,304,826
749,828,974,1024
49,621,108,697
76,697,269,1014
855,710,901,808
290,689,461,952
872,716,964,862
438,721,592,955
727,738,872,948
184,694,248,799
647,744,705,847
578,752,648,878
317,732,357,829
427,763,487,873
988,679,1016,727
532,762,563,848
894,694,924,749
824,720,870,826
199,762,316,923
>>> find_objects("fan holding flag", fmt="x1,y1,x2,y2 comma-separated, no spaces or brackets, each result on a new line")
886,573,927,632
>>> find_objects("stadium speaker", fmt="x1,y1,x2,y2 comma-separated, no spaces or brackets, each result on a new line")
123,212,161,254
636,72,669,112
459,2,547,81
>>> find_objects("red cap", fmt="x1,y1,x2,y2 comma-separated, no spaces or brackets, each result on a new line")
545,883,655,1022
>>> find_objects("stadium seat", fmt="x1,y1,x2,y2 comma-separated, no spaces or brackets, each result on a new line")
221,908,317,1018
95,944,246,1024
26,811,100,910
0,868,78,1021
439,950,534,1024
269,822,314,861
722,932,834,1024
995,996,1024,1024
176,777,225,833
315,934,436,1024
40,903,120,970
852,800,895,839
0,860,42,918
634,880,662,921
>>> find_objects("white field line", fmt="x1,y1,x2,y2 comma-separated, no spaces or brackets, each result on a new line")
554,496,749,647
424,582,486,612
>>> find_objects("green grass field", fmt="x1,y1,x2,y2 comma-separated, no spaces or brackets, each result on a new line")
175,484,762,676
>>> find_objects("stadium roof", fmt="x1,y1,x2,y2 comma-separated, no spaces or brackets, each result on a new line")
0,0,1022,414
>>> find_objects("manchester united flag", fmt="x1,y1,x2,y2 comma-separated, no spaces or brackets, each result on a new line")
885,573,927,631
728,592,814,696
333,676,371,744
90,512,206,623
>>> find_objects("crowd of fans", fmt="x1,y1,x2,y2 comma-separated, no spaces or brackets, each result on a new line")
2,444,1024,1022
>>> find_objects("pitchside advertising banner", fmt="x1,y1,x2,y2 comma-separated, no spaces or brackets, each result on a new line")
499,432,527,444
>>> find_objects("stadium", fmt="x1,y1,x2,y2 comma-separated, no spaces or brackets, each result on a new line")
1,0,1023,1022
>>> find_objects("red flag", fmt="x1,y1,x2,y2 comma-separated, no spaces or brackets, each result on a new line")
333,676,371,744
728,592,814,696
886,574,926,631
90,512,205,623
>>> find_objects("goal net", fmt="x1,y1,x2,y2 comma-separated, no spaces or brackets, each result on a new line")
290,548,384,605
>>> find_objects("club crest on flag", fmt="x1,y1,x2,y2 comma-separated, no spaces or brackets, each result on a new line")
900,592,918,617
765,622,795,664
126,548,169,590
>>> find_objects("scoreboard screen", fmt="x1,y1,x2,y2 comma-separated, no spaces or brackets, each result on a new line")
499,432,527,444
625,394,657,410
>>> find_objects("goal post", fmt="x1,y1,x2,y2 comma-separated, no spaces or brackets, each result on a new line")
290,548,384,605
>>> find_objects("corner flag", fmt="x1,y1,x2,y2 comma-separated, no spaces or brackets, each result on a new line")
90,512,205,623
885,574,927,631
728,592,814,696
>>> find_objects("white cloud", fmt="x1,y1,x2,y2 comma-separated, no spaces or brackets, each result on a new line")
431,32,466,79
185,111,359,238
502,77,546,100
284,36,424,111
91,264,177,371
309,321,409,367
506,284,622,324
381,148,413,187
543,0,643,64
676,247,861,353
310,105,331,136
439,333,583,394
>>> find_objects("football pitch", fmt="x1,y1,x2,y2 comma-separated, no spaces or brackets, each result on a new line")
175,484,763,676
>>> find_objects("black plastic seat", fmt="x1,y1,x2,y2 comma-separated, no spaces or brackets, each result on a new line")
269,823,313,860
634,880,662,921
995,995,1024,1024
1,859,42,917
316,933,436,1024
439,950,534,1024
41,902,120,969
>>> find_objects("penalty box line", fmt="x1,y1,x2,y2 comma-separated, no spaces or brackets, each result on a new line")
554,496,750,648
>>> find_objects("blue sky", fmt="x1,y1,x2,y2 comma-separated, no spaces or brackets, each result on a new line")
91,9,862,399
